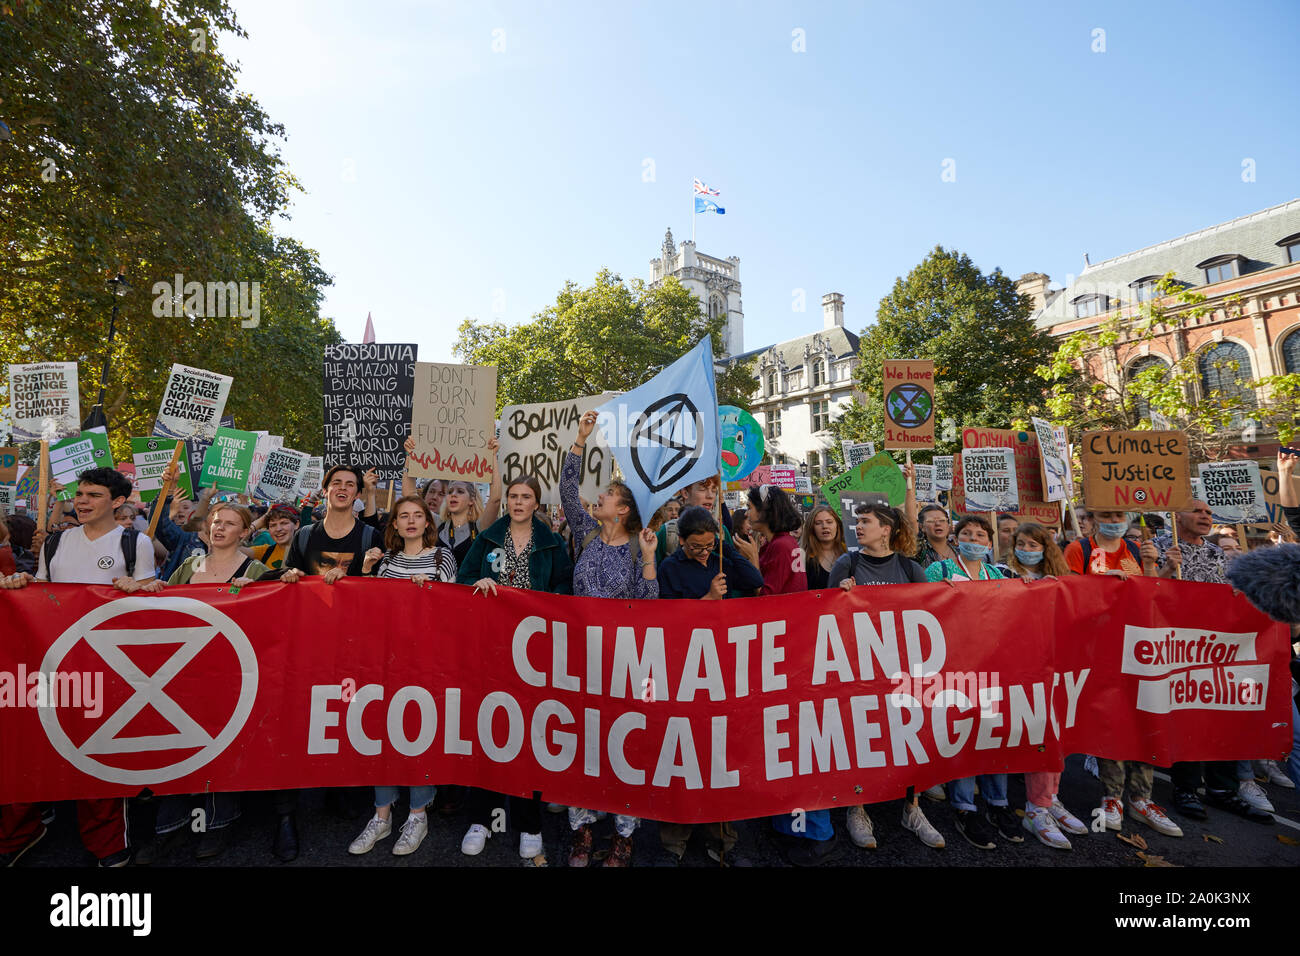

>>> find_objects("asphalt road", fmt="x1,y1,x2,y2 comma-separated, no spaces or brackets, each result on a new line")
17,756,1300,868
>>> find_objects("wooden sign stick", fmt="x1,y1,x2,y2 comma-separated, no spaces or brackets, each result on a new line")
1235,523,1249,552
1171,521,1183,580
36,440,50,534
145,441,186,540
989,511,999,563
386,481,395,512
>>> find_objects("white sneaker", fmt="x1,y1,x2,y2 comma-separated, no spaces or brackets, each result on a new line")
519,831,544,859
901,802,944,848
846,804,876,848
1048,798,1088,835
392,813,428,856
1100,796,1122,831
1128,798,1183,837
1255,759,1295,789
1023,805,1071,850
922,785,946,802
347,815,392,855
461,823,490,856
1238,779,1275,812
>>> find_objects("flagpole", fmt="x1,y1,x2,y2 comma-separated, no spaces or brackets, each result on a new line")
691,178,696,244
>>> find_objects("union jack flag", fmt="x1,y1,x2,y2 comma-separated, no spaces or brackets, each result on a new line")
693,178,720,196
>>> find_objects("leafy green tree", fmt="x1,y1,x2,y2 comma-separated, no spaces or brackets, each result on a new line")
0,0,337,457
453,270,756,412
829,246,1057,468
1033,274,1299,457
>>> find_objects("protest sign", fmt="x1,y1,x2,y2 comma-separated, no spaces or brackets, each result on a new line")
153,364,232,441
297,456,324,498
499,393,618,506
408,362,498,482
0,482,11,513
0,447,17,484
247,433,283,492
821,451,906,518
1032,418,1070,502
200,427,259,493
13,465,37,505
323,343,417,482
49,428,113,499
838,491,890,542
952,427,1058,526
254,448,310,504
725,464,771,492
793,476,813,495
1054,425,1073,488
184,414,234,490
934,455,954,492
4,577,1286,815
7,362,80,442
1198,460,1269,524
130,437,194,503
883,360,935,449
768,464,798,490
718,405,764,483
914,464,936,503
1081,430,1192,512
841,441,876,468
960,448,1018,513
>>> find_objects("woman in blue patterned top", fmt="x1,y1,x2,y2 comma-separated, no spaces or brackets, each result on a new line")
562,409,658,867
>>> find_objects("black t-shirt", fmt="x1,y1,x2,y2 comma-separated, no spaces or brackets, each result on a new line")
827,549,927,587
806,557,832,591
298,520,367,576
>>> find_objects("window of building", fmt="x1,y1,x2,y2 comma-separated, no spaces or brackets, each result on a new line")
766,369,778,397
1198,342,1257,416
810,399,830,432
811,360,824,388
709,294,725,323
1072,294,1109,318
1197,254,1241,285
1276,233,1300,264
1282,328,1300,374
764,409,782,440
1126,355,1169,420
808,451,820,481
1131,276,1160,303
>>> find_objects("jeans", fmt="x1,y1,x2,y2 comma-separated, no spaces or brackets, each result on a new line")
947,774,1007,812
375,786,435,812
155,792,241,835
772,809,834,841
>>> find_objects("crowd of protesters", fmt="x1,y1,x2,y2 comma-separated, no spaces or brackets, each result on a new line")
1,442,1297,869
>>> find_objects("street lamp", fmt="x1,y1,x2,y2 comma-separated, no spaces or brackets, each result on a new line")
83,270,131,431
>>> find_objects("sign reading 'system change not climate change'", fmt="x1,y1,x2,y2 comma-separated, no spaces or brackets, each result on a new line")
1081,430,1192,512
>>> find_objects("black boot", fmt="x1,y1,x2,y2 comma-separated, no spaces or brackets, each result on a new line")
272,814,299,862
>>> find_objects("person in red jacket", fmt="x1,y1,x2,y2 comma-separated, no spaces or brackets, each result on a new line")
746,485,807,595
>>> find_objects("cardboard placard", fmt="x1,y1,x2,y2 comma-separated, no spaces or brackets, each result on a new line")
0,447,17,484
408,363,498,482
323,343,417,482
768,464,798,490
934,455,954,492
7,362,80,442
49,428,114,500
246,432,283,493
843,441,876,468
499,393,618,506
130,437,194,503
153,364,232,441
200,427,259,494
952,427,1058,526
1080,430,1192,512
718,405,764,483
1197,460,1269,524
821,451,906,518
960,448,1018,513
725,464,771,492
1031,417,1070,503
254,448,310,504
297,456,324,499
914,464,936,503
838,491,890,544
883,360,935,449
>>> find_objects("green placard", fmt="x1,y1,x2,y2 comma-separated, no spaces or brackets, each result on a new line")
49,428,114,500
200,426,258,493
130,436,195,503
820,450,907,517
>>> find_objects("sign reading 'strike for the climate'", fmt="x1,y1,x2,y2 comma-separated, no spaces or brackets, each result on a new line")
1080,430,1192,512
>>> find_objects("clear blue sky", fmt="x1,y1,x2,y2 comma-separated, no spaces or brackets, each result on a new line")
226,0,1300,362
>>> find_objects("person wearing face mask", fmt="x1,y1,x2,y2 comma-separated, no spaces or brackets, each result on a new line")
1005,523,1089,849
922,516,1017,848
1060,510,1181,837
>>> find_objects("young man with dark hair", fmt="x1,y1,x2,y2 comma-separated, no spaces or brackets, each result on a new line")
0,467,155,867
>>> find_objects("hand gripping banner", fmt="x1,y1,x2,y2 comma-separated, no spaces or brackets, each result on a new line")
0,577,1290,821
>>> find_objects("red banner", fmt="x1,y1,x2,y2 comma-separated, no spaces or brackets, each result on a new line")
0,577,1289,821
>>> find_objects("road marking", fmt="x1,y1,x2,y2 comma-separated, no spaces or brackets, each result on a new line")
1152,770,1300,831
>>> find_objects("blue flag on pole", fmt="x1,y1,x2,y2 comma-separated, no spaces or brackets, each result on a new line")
595,338,720,525
694,197,725,215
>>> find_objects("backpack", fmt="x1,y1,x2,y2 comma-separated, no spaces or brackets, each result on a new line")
43,527,138,580
1079,536,1141,573
291,520,378,573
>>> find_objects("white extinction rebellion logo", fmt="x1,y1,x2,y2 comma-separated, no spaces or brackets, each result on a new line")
39,596,258,785
1120,625,1266,714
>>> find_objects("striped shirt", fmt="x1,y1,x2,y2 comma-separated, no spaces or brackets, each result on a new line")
376,547,457,582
